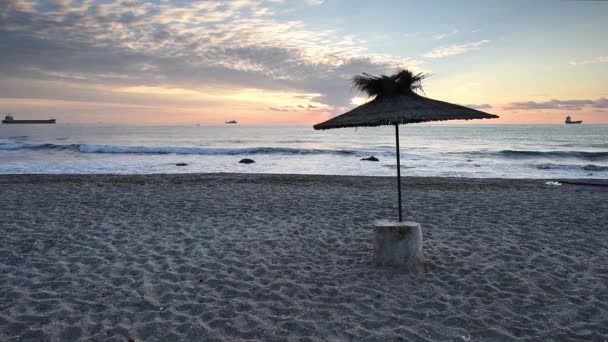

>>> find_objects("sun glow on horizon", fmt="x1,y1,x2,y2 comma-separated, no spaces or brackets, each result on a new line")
115,85,331,109
351,96,372,106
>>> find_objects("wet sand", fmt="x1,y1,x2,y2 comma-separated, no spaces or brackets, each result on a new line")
1,173,607,341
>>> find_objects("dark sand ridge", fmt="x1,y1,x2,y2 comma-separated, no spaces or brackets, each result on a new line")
1,174,607,341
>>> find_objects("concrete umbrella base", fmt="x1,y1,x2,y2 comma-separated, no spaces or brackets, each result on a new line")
373,220,424,271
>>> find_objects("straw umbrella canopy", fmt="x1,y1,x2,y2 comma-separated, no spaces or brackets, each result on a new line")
313,69,499,222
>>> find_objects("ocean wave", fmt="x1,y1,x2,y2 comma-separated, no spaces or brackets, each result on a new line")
0,143,27,150
383,164,417,169
500,150,608,160
0,142,65,150
276,140,316,144
500,150,608,159
535,163,562,170
458,149,608,161
557,143,608,148
78,144,357,155
533,163,608,172
583,164,608,172
0,141,357,156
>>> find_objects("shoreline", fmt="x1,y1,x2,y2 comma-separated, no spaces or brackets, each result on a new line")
2,171,607,181
2,173,607,340
1,173,607,191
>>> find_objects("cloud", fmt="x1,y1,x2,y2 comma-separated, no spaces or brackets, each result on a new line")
504,98,608,111
432,29,459,40
115,85,330,108
569,56,608,66
305,0,326,4
465,103,492,109
423,40,490,58
268,103,329,112
0,0,421,116
593,97,608,108
269,107,296,111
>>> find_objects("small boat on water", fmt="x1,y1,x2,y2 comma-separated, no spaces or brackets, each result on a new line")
565,115,582,124
2,114,56,124
225,120,238,124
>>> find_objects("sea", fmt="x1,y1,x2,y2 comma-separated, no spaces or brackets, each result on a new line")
1,124,607,179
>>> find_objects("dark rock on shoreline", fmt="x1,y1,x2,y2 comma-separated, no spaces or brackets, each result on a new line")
239,158,255,164
361,156,379,162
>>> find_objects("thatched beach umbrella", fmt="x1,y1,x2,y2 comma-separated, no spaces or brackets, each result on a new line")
314,69,499,222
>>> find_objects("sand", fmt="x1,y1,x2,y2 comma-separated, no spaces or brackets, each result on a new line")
1,173,607,341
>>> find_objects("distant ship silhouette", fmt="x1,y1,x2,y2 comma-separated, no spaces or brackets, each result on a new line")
2,114,56,124
225,120,237,124
565,115,582,124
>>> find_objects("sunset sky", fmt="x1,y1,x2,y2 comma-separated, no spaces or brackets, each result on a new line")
1,0,607,124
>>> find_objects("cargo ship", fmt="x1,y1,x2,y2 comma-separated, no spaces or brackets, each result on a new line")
2,114,56,124
565,115,582,124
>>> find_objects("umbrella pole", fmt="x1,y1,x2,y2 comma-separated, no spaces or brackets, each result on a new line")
395,124,403,222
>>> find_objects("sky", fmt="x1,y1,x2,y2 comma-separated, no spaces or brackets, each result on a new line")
0,0,607,124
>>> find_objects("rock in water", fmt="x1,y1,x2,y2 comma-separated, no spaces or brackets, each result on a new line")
239,158,255,164
175,163,188,166
361,156,379,161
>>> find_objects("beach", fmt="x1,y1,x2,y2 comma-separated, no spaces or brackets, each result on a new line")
1,173,607,341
